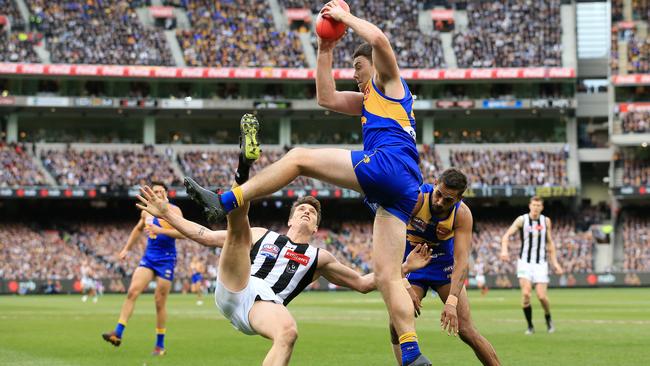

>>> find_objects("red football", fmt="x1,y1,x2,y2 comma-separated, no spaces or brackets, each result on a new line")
316,0,350,41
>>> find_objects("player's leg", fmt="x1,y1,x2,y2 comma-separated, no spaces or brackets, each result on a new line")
535,283,554,332
374,209,429,366
196,278,204,305
185,147,362,222
152,277,172,355
436,284,501,366
519,278,534,334
249,301,299,366
217,198,254,292
102,266,155,346
390,284,426,366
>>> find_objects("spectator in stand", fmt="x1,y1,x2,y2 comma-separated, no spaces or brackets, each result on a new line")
26,0,173,65
0,141,49,187
450,149,569,187
623,214,650,272
621,111,650,133
41,146,181,188
453,0,562,68
176,0,306,67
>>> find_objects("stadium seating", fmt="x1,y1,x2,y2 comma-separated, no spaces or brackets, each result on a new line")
41,146,181,188
619,155,650,186
0,142,49,187
175,0,306,67
25,0,174,65
449,149,569,187
453,0,563,68
623,213,650,272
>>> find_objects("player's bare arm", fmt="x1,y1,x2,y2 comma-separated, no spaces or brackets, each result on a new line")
137,186,264,247
317,245,432,294
545,218,563,275
441,203,473,336
322,1,403,96
500,216,523,261
119,212,145,260
316,37,364,115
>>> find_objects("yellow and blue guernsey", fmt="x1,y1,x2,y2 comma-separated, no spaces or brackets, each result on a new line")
405,184,459,289
351,77,423,224
139,213,178,281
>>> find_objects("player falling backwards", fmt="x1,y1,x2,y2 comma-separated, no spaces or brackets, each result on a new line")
183,2,429,364
102,182,185,356
135,114,432,366
367,168,501,365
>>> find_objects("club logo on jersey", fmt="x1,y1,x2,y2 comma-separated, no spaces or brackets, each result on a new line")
260,244,280,259
410,217,427,232
286,261,299,274
284,250,310,266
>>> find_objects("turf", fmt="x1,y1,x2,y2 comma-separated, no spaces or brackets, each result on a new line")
0,288,648,365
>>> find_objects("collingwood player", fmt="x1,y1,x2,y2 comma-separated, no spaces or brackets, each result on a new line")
134,114,432,366
500,196,563,335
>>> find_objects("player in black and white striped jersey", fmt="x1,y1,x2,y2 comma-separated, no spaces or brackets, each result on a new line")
135,133,432,365
500,196,563,335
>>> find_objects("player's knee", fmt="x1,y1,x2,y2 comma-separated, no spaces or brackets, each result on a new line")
276,324,299,347
284,147,309,169
126,287,142,300
537,295,548,303
458,325,479,345
522,292,531,303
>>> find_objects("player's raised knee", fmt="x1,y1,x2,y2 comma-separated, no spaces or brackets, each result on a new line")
276,324,299,347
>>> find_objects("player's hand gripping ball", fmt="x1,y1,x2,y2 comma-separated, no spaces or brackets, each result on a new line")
316,0,350,41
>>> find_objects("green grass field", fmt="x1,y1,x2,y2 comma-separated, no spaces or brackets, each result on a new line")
0,288,648,365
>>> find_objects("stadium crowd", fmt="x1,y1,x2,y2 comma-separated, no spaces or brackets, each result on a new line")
0,0,25,30
449,149,569,187
175,0,306,67
623,213,650,272
620,111,650,134
41,146,181,188
453,0,562,68
26,0,173,65
0,142,49,187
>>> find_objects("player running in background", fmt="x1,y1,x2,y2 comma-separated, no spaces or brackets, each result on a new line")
383,168,500,366
101,182,185,356
136,117,432,365
500,196,564,335
80,260,98,303
474,257,488,297
190,256,206,306
183,2,429,363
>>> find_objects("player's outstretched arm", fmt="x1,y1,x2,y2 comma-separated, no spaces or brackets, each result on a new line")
318,245,432,294
545,218,564,275
441,203,473,336
119,212,145,259
316,37,363,116
500,216,522,261
322,1,401,87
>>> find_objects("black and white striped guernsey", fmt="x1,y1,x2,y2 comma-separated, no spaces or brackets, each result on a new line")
249,230,319,305
518,214,547,264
